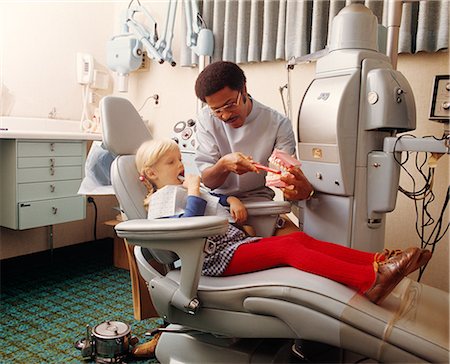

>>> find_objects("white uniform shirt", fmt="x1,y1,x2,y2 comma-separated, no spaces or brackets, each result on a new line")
195,98,296,201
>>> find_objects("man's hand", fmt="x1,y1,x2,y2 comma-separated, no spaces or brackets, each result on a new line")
227,196,248,225
280,167,314,201
202,152,258,190
222,152,258,175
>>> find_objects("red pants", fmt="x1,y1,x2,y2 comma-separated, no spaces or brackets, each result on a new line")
223,232,377,293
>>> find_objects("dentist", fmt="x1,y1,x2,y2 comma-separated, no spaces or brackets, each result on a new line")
194,61,313,204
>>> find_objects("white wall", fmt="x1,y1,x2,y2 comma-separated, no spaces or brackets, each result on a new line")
1,2,115,120
1,2,448,292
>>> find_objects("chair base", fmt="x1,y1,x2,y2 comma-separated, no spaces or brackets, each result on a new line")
156,330,292,363
155,327,344,363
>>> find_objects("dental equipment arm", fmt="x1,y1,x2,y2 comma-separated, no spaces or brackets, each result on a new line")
126,1,165,64
155,0,178,67
367,135,449,221
184,0,214,57
107,0,214,92
107,1,165,92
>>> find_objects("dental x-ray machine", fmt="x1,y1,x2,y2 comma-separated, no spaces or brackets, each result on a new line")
295,3,449,253
106,0,213,92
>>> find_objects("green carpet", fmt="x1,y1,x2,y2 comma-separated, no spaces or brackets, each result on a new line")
0,239,162,363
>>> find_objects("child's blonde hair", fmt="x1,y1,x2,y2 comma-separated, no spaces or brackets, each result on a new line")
135,139,180,208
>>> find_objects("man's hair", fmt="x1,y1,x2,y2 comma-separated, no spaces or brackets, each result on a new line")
195,61,246,102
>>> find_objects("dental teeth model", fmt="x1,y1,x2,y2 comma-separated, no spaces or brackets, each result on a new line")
265,149,302,188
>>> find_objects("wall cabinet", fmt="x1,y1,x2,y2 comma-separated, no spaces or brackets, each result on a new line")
0,139,86,230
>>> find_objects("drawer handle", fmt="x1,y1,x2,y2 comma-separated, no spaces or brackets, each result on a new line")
50,167,55,176
50,158,55,167
50,184,55,192
50,143,55,152
52,207,58,214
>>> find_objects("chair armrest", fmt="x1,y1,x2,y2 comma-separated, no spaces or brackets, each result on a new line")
243,200,292,237
115,216,228,314
244,200,291,216
115,216,228,240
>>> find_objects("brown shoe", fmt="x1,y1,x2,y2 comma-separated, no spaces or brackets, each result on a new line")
407,249,432,275
131,332,161,358
365,247,422,304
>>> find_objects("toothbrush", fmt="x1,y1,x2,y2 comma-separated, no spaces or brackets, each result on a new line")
252,163,281,174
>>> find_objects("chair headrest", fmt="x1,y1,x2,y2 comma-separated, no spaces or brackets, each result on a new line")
100,96,152,156
112,155,148,220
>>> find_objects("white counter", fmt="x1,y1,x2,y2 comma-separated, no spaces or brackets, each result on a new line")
0,116,102,141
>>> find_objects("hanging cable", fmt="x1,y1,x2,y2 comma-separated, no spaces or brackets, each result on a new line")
393,133,449,282
279,84,289,117
87,197,98,241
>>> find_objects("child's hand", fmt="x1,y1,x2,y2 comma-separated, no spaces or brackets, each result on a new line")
227,196,248,225
183,174,201,196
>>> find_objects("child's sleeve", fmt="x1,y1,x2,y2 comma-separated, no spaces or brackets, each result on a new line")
180,195,207,217
209,192,230,207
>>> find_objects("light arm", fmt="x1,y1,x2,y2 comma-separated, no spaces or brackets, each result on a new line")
126,4,165,64
184,0,214,56
156,0,178,66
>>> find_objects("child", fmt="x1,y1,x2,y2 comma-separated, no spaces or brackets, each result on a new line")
132,139,431,358
135,139,431,303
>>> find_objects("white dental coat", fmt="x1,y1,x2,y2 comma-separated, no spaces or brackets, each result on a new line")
195,98,296,202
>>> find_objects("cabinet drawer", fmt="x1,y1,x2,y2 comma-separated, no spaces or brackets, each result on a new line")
18,156,82,168
18,141,83,157
18,180,82,202
17,166,82,183
18,196,86,230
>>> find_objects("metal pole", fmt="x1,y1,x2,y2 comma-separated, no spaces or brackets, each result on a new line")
386,0,403,70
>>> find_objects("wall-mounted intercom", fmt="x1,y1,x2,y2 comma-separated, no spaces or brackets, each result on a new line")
77,53,94,85
429,75,450,122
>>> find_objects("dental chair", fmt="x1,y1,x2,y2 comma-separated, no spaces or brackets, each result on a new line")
100,96,291,318
102,95,448,363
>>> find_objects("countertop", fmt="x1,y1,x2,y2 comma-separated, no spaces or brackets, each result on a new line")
0,116,102,141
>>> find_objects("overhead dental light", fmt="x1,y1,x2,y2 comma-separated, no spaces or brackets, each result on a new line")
107,0,214,92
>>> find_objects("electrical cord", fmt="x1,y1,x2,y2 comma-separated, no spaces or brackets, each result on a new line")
418,185,450,281
138,94,159,112
87,197,98,241
393,133,449,282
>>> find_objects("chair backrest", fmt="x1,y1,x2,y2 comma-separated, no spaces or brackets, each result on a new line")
101,96,178,264
101,96,152,156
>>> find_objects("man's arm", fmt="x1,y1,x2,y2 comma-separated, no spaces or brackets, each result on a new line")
201,152,258,190
274,114,296,156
